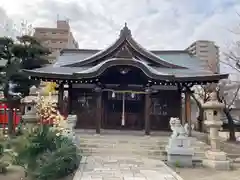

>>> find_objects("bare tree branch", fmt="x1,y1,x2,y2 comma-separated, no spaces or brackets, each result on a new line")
220,59,240,73
227,85,240,109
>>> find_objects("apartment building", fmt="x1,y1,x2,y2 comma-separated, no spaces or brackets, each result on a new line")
33,20,79,63
186,40,220,73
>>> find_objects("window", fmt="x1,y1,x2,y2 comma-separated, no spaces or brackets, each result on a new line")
60,31,67,34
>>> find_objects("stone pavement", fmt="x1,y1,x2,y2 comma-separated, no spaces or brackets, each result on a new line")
74,155,183,180
178,166,240,180
192,131,240,159
73,131,240,180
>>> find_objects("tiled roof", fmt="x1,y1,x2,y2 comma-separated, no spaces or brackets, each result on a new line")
24,24,227,82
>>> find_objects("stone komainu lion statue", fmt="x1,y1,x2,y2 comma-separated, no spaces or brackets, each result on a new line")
169,117,187,138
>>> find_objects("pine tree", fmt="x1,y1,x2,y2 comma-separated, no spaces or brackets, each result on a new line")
0,35,50,135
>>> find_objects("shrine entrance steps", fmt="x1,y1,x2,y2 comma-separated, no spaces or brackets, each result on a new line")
75,129,210,161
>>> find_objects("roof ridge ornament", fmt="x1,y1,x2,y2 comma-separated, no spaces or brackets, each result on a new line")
120,22,131,37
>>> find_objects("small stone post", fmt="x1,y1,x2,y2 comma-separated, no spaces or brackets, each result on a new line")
66,114,80,148
202,91,230,170
66,114,77,130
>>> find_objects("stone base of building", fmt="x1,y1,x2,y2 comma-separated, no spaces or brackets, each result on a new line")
203,150,230,170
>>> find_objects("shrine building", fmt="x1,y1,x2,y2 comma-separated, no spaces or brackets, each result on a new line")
23,24,228,135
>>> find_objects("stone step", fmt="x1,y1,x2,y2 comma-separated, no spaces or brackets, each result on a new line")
79,143,165,149
80,151,204,162
79,142,209,151
79,139,208,145
79,140,167,143
81,149,164,156
79,134,204,140
78,134,169,138
80,139,168,144
79,137,166,142
78,134,208,161
80,137,203,141
80,146,165,153
80,147,205,157
79,145,208,154
80,138,208,146
79,140,166,145
81,138,156,141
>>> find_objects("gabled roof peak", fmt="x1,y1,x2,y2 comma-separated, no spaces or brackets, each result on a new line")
120,22,131,37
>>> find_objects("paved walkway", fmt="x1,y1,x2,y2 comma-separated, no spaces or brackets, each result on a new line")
178,166,240,180
73,131,240,180
74,155,183,180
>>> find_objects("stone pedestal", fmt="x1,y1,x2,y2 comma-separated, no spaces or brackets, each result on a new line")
202,91,230,170
203,150,230,170
166,136,194,167
22,113,38,124
22,113,38,132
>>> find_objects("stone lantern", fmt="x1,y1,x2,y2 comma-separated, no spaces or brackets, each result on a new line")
20,86,40,129
21,96,39,127
202,91,230,170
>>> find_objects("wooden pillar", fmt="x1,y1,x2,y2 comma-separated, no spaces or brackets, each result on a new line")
177,88,183,124
185,91,192,136
179,92,182,124
68,83,73,114
144,93,151,135
95,88,102,134
177,83,185,125
58,82,64,113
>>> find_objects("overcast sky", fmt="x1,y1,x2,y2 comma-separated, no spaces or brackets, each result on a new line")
1,0,240,76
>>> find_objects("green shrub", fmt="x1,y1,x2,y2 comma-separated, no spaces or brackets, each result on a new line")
0,143,9,174
30,138,81,180
14,125,57,168
12,124,81,180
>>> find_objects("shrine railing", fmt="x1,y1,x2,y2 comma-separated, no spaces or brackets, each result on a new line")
0,104,21,133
